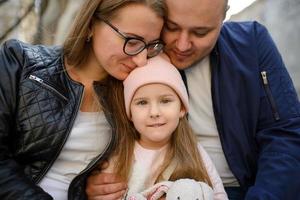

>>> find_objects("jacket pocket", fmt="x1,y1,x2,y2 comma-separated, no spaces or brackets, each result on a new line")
260,71,280,121
29,75,68,102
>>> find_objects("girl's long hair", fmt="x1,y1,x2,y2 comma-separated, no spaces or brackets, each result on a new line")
109,82,212,187
158,117,212,187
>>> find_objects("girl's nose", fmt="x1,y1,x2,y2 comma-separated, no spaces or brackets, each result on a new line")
149,103,160,118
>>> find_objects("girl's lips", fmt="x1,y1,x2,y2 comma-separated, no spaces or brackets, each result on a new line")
148,123,166,127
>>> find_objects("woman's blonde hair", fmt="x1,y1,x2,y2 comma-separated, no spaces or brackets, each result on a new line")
109,82,212,187
63,0,166,67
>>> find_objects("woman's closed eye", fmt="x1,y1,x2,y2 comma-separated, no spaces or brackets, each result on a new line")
126,39,141,47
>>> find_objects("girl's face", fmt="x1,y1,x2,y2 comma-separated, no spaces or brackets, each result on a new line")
130,83,186,149
88,3,164,80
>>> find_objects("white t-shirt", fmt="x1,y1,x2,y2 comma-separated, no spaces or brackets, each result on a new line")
39,111,111,199
185,56,239,187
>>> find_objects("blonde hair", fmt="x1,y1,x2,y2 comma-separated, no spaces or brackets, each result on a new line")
63,0,166,67
158,117,212,186
109,82,212,187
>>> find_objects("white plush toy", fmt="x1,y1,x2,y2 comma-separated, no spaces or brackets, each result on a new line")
126,178,213,200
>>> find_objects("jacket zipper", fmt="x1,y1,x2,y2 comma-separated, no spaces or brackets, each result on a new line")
29,75,68,102
67,93,114,199
76,133,112,176
68,132,113,187
210,49,245,188
33,80,84,184
260,71,280,121
67,137,113,200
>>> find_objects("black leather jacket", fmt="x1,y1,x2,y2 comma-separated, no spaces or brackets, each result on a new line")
0,39,116,200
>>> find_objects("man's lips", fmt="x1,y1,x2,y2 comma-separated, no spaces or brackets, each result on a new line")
172,50,193,59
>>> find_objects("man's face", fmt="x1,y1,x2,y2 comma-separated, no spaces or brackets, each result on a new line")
162,0,226,69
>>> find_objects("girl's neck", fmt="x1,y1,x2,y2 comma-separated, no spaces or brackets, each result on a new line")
137,140,170,151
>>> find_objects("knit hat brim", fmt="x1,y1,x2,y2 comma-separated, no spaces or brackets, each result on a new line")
123,56,189,118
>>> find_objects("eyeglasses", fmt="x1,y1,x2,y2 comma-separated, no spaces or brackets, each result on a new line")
95,14,164,58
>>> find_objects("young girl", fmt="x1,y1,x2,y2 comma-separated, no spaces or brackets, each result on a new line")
103,56,228,199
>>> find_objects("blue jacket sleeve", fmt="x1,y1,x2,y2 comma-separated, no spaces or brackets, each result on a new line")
245,22,300,200
0,40,52,199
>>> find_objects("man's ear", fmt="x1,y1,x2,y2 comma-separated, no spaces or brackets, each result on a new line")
223,5,230,20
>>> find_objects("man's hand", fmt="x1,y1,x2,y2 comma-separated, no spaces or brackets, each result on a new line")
86,162,127,200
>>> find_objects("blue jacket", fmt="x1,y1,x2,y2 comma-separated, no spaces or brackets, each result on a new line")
195,21,300,199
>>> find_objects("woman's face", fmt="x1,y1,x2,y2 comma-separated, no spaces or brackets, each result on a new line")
89,4,164,80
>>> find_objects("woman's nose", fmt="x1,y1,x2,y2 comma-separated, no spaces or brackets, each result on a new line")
131,49,148,67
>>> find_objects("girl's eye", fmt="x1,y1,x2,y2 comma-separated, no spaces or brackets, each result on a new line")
136,100,147,105
161,99,172,104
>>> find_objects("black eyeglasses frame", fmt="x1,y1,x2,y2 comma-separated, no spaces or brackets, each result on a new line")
94,13,164,58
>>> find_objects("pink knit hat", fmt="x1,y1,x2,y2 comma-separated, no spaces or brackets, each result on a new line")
123,56,189,118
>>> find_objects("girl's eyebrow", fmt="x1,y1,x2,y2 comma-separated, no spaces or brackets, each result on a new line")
160,94,175,97
132,97,146,101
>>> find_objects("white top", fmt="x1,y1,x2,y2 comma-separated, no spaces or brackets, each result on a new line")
127,142,168,195
39,111,111,199
185,56,239,187
126,142,227,199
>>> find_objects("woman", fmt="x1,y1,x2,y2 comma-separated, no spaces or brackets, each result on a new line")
0,0,165,199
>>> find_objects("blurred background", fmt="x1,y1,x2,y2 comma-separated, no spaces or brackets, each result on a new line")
0,0,299,95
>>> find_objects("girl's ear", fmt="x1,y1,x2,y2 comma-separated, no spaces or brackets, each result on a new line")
179,106,186,118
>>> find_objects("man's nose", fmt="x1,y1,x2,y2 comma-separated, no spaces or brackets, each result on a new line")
131,49,148,67
176,31,191,51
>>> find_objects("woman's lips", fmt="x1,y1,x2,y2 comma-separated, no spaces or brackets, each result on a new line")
123,64,136,72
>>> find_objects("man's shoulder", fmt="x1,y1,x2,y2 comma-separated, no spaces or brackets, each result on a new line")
220,21,267,37
217,21,270,50
222,20,263,29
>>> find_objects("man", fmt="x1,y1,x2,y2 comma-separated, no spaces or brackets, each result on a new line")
86,0,300,199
